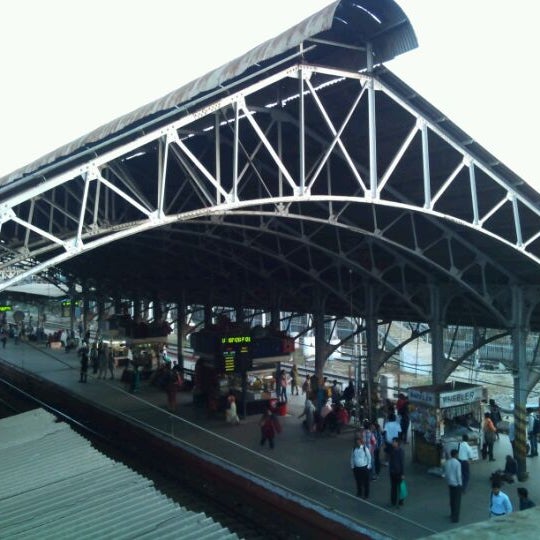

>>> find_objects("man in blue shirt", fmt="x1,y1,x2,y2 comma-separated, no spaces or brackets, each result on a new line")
489,481,513,518
444,449,462,523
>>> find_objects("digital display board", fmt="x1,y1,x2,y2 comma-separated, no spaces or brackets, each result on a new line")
221,335,251,345
220,336,252,372
223,348,237,372
220,337,252,372
61,299,81,318
61,300,80,307
0,305,13,312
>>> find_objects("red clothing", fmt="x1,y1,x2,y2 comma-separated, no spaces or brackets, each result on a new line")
336,407,349,425
484,417,497,433
260,413,280,437
396,397,408,415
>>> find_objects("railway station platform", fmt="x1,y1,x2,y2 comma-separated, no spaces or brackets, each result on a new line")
1,340,539,539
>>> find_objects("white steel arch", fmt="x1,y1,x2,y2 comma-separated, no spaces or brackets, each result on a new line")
1,62,539,328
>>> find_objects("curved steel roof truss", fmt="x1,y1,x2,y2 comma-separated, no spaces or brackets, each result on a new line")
174,216,431,319
1,56,539,329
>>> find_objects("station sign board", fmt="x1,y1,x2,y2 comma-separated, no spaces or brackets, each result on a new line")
220,336,252,372
439,386,483,408
409,384,483,408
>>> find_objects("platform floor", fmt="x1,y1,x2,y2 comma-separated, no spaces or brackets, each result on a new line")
1,341,539,539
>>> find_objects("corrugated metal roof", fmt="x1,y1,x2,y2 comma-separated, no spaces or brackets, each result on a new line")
0,0,416,191
0,409,240,540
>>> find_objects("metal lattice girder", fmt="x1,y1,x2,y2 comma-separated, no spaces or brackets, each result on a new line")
1,61,540,330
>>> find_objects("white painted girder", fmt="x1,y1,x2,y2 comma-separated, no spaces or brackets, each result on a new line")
0,63,537,335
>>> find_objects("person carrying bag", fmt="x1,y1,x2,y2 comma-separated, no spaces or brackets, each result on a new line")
399,479,408,502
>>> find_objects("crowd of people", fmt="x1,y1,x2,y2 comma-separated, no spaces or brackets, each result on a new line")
9,328,540,528
348,393,537,524
349,408,406,509
296,374,356,435
272,365,538,519
440,403,539,524
74,332,185,411
292,374,414,510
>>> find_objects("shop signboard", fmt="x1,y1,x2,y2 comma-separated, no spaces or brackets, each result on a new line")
409,388,437,406
439,386,483,408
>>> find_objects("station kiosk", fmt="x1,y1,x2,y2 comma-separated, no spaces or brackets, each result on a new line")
190,325,295,416
408,381,483,466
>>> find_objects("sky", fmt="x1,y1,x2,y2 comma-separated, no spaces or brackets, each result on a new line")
0,0,538,190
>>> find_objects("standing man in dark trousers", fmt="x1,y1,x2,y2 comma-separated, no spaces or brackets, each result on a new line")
78,342,89,383
444,449,462,523
389,437,405,509
351,429,372,499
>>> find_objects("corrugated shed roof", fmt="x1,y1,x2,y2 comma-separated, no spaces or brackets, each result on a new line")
0,409,239,540
0,0,416,191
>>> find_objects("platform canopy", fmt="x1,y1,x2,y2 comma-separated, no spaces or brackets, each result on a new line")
1,0,540,331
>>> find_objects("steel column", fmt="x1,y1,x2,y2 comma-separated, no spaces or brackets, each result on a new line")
68,285,76,336
97,299,105,336
430,285,445,384
313,297,326,386
512,286,529,480
235,306,244,324
176,297,186,376
204,305,213,328
365,285,378,420
271,306,281,332
151,300,160,322
82,291,89,338
132,296,141,321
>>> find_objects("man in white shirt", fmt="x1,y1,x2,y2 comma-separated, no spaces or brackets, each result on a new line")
351,430,372,499
489,481,513,518
444,449,462,523
457,434,474,493
383,413,402,461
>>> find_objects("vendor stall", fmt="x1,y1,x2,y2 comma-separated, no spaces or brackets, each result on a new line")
408,382,483,467
190,325,294,416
